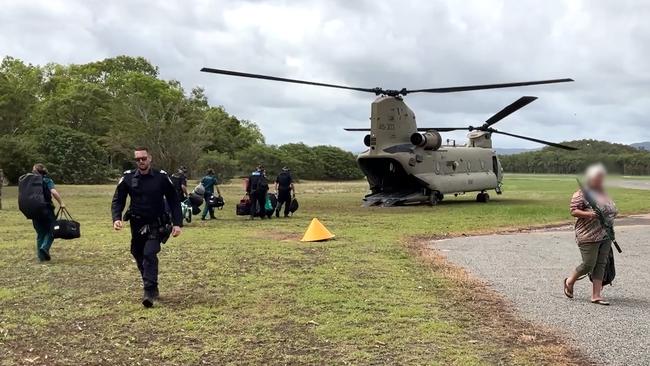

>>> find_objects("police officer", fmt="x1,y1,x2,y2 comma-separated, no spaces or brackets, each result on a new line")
111,147,182,308
170,168,188,201
246,164,269,220
274,166,294,218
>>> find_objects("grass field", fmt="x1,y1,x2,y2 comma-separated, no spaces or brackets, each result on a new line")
2,175,650,365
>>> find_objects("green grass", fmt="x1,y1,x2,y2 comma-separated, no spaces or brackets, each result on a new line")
2,176,650,365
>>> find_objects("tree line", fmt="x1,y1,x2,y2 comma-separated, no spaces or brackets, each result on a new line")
0,56,363,184
500,139,650,175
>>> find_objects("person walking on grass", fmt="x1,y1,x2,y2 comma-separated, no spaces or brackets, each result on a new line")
246,164,269,220
111,147,182,308
274,166,294,218
563,163,617,305
200,169,221,220
19,164,65,262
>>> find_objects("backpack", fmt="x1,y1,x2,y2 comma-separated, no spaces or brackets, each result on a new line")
18,173,50,219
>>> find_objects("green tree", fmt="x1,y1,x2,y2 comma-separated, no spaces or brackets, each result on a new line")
0,57,42,135
34,125,109,184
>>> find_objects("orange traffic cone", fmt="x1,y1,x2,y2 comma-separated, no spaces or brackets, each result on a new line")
301,218,335,242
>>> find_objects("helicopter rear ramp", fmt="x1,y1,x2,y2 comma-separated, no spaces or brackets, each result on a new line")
358,157,429,206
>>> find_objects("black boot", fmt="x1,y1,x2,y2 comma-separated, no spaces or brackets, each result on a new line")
142,290,155,308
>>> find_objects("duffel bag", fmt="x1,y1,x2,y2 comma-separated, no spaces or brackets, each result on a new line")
189,192,204,207
289,197,299,216
207,194,225,209
52,207,81,240
236,196,251,216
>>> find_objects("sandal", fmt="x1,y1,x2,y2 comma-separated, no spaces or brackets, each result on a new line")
563,278,574,299
591,299,610,306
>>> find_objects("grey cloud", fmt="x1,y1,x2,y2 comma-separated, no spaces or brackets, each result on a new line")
1,0,649,151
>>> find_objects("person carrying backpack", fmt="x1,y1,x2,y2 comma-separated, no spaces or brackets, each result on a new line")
200,169,221,220
19,164,65,262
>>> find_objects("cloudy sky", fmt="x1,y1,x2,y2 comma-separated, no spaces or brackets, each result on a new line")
2,0,649,151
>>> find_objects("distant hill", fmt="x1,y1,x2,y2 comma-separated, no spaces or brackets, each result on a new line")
631,141,650,151
499,139,650,175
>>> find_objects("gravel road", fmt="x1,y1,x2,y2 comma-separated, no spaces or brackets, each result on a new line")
432,217,650,366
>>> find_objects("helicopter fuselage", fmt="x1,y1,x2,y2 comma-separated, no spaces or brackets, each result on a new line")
357,96,503,206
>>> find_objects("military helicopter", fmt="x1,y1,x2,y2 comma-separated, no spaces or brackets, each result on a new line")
200,67,576,206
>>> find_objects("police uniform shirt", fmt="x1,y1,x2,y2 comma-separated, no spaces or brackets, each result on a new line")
111,169,182,226
276,172,292,190
247,171,269,192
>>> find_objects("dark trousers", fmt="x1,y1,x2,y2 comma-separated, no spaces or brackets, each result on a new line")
130,221,162,293
276,188,291,217
250,189,268,219
202,193,215,219
32,208,55,259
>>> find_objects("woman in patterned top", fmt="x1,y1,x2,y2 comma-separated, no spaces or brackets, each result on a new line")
563,163,617,305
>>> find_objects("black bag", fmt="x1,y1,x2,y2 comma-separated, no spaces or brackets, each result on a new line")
590,247,616,286
191,205,201,215
18,173,50,219
236,196,251,216
207,195,225,209
52,207,81,240
289,197,299,215
189,192,204,207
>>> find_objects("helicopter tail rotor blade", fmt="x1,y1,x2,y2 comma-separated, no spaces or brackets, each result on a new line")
491,130,578,150
201,67,379,94
406,78,573,94
484,96,537,127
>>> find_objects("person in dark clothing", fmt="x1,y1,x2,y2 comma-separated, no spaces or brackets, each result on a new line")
200,169,221,220
274,167,294,218
111,147,182,308
170,168,188,201
27,164,65,261
246,164,269,220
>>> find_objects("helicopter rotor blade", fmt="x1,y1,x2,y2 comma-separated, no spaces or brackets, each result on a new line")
483,96,537,127
201,67,378,94
405,78,573,94
344,128,371,131
490,130,578,150
417,127,469,132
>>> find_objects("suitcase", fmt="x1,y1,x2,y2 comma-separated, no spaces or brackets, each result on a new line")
52,207,81,240
236,196,251,216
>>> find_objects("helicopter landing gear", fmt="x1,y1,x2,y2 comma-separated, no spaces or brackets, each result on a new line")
476,191,490,203
427,191,443,206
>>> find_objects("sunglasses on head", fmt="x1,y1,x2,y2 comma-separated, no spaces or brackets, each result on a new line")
134,157,148,162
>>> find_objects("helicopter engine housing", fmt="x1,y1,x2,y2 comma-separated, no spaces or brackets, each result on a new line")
410,131,442,150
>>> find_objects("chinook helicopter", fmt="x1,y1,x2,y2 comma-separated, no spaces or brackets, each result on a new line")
200,67,576,206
